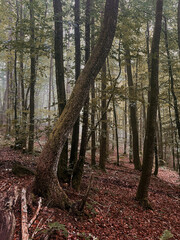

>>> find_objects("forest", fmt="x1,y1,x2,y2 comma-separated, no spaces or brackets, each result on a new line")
0,0,180,239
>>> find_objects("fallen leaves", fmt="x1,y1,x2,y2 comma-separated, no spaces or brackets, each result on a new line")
0,146,179,240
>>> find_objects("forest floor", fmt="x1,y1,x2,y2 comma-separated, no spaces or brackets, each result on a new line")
0,139,180,239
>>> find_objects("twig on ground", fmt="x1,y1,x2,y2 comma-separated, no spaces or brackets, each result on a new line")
31,217,43,239
28,197,42,228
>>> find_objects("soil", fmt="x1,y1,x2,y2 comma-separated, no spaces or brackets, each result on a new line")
0,146,180,240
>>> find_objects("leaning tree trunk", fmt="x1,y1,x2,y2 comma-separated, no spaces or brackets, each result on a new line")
34,0,119,209
136,0,163,206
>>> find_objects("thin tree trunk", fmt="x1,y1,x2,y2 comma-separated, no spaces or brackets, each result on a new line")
48,54,53,132
178,0,180,56
14,0,20,148
72,0,91,190
34,0,119,209
69,0,81,169
120,0,141,170
113,100,120,165
157,104,163,160
125,49,141,170
53,0,69,183
136,0,163,206
168,89,175,170
91,10,96,166
99,63,107,171
18,1,28,150
154,134,159,176
124,93,127,155
164,16,180,140
28,0,36,152
129,112,133,163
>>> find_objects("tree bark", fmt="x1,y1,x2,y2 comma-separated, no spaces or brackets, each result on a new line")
99,63,108,171
164,16,180,140
125,48,142,170
72,0,91,190
28,0,36,152
69,0,81,169
90,8,96,166
34,0,119,209
136,0,163,205
178,0,180,55
53,0,69,183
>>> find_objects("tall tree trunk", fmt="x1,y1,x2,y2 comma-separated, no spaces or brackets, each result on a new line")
113,99,120,165
34,0,119,209
123,92,127,155
125,49,141,170
28,0,36,152
164,16,180,140
18,1,28,150
99,63,107,171
72,0,91,190
136,0,163,206
48,54,53,133
120,0,141,170
14,0,20,148
91,9,96,166
153,133,159,176
157,104,163,160
178,0,180,56
53,0,69,183
69,0,81,169
168,89,175,170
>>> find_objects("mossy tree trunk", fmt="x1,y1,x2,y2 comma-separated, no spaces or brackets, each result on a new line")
35,0,119,209
136,0,163,205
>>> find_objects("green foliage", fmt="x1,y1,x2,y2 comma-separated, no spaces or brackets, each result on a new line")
42,221,68,238
160,230,174,240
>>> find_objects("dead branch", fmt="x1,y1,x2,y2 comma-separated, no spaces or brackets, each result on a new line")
21,188,29,240
71,174,93,213
28,197,42,228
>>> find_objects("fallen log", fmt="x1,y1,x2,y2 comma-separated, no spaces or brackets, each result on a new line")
21,188,29,240
0,187,19,240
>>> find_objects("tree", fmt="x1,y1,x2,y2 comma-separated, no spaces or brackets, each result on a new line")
53,0,69,183
72,0,91,191
34,0,119,209
28,0,36,152
69,0,81,169
178,0,180,55
120,0,142,170
136,0,163,207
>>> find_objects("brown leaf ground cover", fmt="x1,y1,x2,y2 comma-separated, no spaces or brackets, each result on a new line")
0,146,180,240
